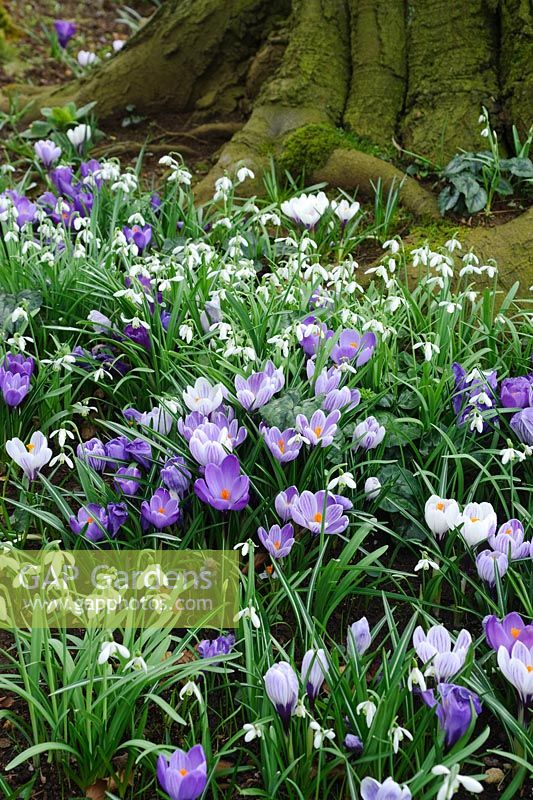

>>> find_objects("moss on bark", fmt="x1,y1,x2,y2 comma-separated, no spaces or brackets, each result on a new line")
401,0,499,163
500,0,533,139
344,0,406,145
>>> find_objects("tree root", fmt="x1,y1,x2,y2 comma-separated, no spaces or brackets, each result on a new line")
462,208,533,291
311,148,440,219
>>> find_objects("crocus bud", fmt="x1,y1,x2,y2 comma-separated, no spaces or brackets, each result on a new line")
264,662,299,732
301,648,329,703
347,617,371,657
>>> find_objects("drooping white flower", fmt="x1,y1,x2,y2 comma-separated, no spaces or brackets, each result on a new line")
243,722,262,742
414,551,440,573
234,603,261,629
413,340,440,362
431,764,483,800
327,471,356,491
389,722,413,754
309,720,335,749
356,699,377,728
179,680,203,702
236,167,255,183
98,639,131,665
125,655,148,672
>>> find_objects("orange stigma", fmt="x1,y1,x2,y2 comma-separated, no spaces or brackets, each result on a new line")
436,502,445,511
179,768,188,776
278,439,285,453
220,489,230,500
26,443,35,452
313,512,323,523
273,540,281,550
511,627,521,638
86,517,94,524
158,507,165,514
314,426,323,437
470,516,479,523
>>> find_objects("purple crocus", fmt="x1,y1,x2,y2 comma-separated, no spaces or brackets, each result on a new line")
497,640,533,703
264,662,299,732
105,436,130,464
2,191,37,227
500,376,533,409
291,490,349,535
76,438,107,472
344,734,364,754
330,330,376,367
0,372,30,407
309,362,341,393
123,323,151,351
360,777,411,800
323,386,360,412
413,624,472,681
352,416,385,451
301,648,329,702
421,683,482,747
234,361,284,411
189,422,234,467
297,315,334,357
53,20,77,48
161,456,192,497
107,501,128,535
194,454,249,511
156,744,207,800
275,486,300,522
489,519,530,560
113,466,142,496
126,438,153,469
296,409,340,447
141,488,181,530
34,139,62,169
260,425,302,463
198,633,235,661
483,612,533,653
476,549,508,587
124,405,173,435
257,523,295,559
69,504,111,543
1,353,35,379
510,407,533,445
123,224,152,253
347,617,372,657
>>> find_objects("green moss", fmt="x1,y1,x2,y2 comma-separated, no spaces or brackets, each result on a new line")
279,122,395,177
407,217,461,247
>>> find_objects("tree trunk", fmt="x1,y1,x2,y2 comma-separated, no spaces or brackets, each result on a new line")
2,0,533,287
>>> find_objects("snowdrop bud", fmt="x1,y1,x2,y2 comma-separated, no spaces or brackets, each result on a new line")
364,477,381,500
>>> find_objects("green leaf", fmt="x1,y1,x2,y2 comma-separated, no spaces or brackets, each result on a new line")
377,463,418,513
501,157,533,178
374,411,423,446
6,742,79,770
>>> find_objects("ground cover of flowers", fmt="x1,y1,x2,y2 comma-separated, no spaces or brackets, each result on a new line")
0,137,532,800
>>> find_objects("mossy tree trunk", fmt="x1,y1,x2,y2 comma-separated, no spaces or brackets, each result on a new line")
3,0,533,286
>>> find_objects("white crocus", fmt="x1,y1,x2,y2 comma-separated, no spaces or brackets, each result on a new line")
424,495,461,538
98,639,131,665
460,502,497,547
67,124,92,151
182,377,225,415
6,432,52,481
431,764,483,800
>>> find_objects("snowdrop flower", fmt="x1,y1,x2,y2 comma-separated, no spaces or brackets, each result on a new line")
431,764,483,800
77,50,97,67
424,495,461,538
460,502,497,546
41,353,76,372
112,39,125,52
67,124,91,152
445,237,462,252
233,540,254,558
236,166,255,183
6,332,33,352
364,477,381,499
414,551,440,573
438,300,462,314
50,428,74,449
214,176,233,201
500,446,526,465
389,722,413,753
414,340,440,361
242,722,262,742
6,432,52,481
356,699,377,728
125,655,148,672
98,639,130,664
327,471,356,491
178,323,194,343
309,720,335,749
49,450,74,469
11,306,28,323
179,680,203,702
234,602,261,629
407,666,427,692
383,238,400,253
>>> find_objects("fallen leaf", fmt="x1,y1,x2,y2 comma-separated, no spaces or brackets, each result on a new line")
0,696,15,708
85,779,107,800
0,738,11,749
